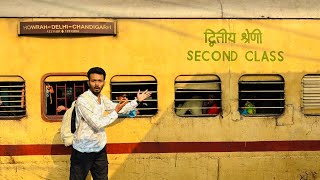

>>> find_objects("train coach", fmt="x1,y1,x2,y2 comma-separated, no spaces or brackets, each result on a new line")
0,17,320,179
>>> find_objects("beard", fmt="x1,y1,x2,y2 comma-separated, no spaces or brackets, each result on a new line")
90,86,102,96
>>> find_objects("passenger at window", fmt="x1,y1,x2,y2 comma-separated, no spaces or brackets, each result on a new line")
116,93,140,117
202,94,220,115
46,83,56,115
56,105,68,113
176,94,220,116
0,97,2,106
240,101,256,115
45,83,54,104
176,95,203,116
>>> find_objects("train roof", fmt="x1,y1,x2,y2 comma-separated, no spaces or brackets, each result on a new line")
0,0,319,18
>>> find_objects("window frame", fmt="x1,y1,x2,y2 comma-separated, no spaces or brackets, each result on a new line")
174,74,222,118
238,74,285,117
110,75,158,118
301,74,320,115
41,73,87,122
0,75,26,120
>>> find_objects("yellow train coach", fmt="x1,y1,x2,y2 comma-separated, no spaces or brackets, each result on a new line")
0,18,320,180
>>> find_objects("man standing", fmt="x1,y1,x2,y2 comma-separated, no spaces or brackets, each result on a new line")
70,67,151,180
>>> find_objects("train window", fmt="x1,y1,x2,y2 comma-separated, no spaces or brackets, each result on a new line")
238,75,285,116
0,76,26,119
42,74,88,120
110,75,158,117
302,75,320,115
175,75,221,117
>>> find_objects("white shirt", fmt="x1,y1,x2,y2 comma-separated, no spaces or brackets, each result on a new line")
176,96,203,116
72,90,138,153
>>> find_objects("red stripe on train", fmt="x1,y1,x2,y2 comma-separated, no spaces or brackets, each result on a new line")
1,141,320,156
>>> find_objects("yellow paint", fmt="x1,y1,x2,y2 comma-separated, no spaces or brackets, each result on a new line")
0,18,320,179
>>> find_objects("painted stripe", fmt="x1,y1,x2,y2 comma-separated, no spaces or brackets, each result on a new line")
1,141,320,156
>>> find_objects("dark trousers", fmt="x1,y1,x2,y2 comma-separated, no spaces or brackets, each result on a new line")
70,146,108,180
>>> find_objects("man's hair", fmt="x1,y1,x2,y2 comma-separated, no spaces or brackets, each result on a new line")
87,67,106,80
117,93,127,97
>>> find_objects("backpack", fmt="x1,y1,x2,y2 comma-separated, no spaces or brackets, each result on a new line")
60,101,77,147
60,93,93,147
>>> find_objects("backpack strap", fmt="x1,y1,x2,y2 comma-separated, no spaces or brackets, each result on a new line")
70,101,77,133
75,92,96,130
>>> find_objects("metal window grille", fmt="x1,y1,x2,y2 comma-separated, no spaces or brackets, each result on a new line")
111,76,158,117
0,77,26,118
238,75,285,116
45,81,87,116
302,75,320,115
175,75,221,117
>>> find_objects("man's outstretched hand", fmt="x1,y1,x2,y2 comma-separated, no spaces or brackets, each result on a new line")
137,89,152,102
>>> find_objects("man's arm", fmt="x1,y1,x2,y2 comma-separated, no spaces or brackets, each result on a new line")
103,98,138,114
103,89,151,114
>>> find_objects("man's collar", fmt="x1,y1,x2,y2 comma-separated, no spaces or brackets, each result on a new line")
87,89,99,99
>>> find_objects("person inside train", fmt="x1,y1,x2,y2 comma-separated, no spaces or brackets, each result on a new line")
176,95,203,116
56,86,84,115
202,94,220,115
45,83,56,115
56,104,68,113
116,92,140,117
45,83,54,104
239,100,256,115
176,94,219,116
